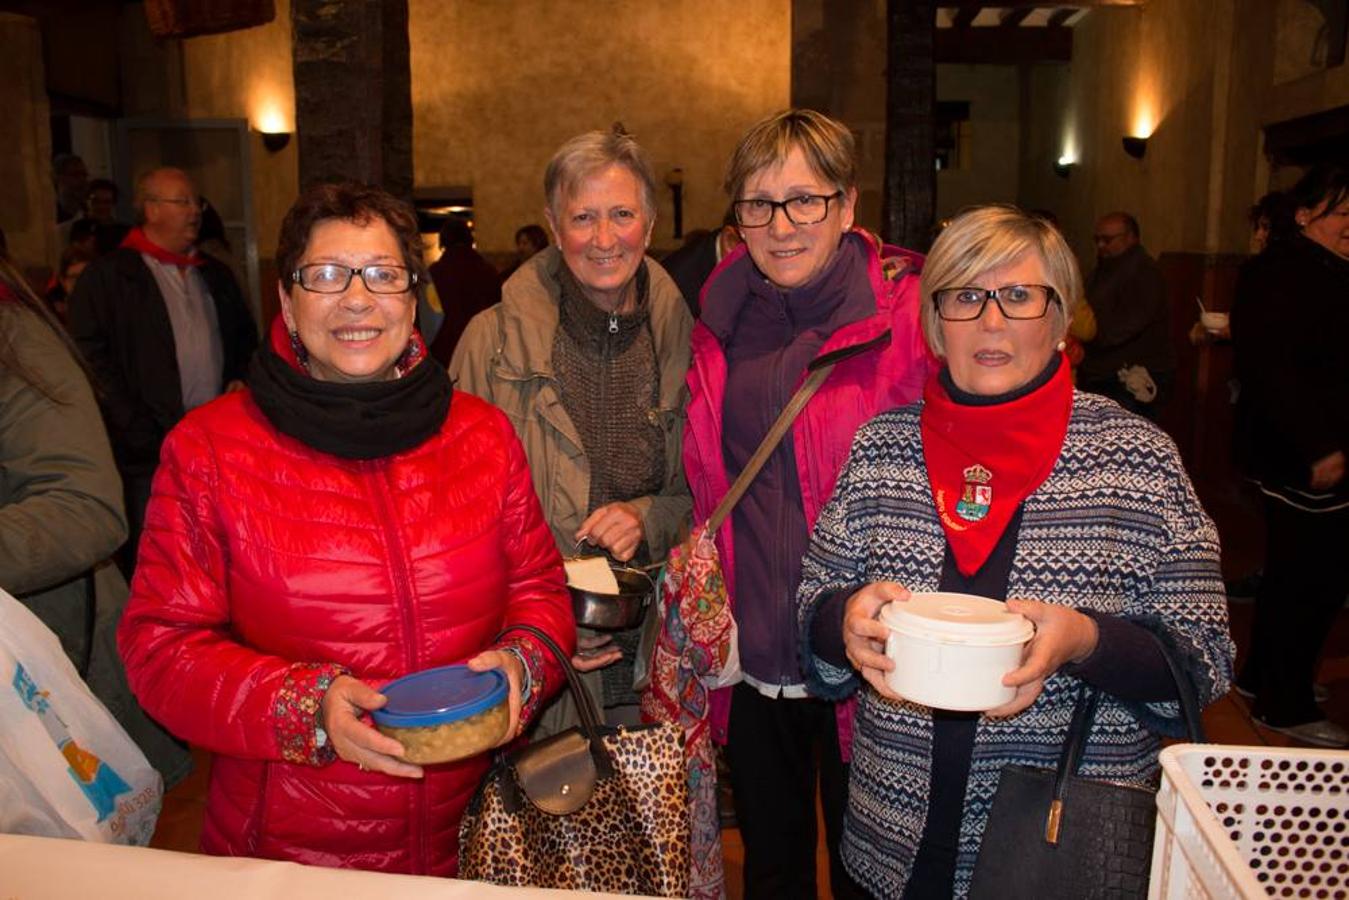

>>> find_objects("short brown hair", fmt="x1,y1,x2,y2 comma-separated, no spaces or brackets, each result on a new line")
276,182,426,302
723,108,856,200
544,125,657,221
919,204,1081,357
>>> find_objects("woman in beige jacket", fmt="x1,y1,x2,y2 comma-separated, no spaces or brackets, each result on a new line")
450,126,692,730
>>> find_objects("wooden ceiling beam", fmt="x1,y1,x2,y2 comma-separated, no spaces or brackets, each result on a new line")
951,5,980,28
1046,7,1077,27
935,25,1072,62
944,0,1142,8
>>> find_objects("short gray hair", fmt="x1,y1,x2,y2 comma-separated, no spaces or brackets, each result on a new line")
544,125,657,221
723,108,856,201
919,205,1081,357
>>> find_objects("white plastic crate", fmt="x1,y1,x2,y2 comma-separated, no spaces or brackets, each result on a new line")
1150,744,1349,899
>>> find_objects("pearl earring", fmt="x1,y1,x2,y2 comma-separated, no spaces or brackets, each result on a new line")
1057,340,1067,352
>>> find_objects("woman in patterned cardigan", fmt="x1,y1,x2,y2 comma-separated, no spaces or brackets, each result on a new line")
799,205,1233,899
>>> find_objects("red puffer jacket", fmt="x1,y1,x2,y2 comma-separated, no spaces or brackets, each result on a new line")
118,387,572,876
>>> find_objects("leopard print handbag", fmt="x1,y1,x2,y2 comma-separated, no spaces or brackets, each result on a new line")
459,624,690,897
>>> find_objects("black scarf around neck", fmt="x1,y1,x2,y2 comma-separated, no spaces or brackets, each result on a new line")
249,341,452,460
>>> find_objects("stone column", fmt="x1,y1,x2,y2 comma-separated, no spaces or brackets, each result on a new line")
882,0,935,250
0,13,58,274
291,0,412,197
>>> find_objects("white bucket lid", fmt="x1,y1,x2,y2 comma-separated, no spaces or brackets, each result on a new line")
880,592,1034,647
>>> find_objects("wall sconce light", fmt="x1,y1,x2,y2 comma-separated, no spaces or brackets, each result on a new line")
260,131,292,153
1121,136,1147,160
1053,156,1076,178
665,168,684,240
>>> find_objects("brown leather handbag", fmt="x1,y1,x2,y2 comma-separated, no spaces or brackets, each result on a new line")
458,624,689,897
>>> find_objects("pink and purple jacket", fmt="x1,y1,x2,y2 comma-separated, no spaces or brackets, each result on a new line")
682,231,937,754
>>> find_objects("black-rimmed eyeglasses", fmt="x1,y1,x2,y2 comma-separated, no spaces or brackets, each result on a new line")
933,284,1059,321
291,264,417,294
732,191,843,228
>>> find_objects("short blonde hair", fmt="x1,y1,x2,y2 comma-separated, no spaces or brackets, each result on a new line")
544,125,657,221
919,205,1081,357
723,108,856,200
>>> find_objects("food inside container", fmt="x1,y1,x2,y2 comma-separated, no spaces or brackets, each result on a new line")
880,592,1034,712
565,556,654,631
371,665,510,765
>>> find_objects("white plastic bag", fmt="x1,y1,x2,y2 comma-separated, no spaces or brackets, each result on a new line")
0,587,162,844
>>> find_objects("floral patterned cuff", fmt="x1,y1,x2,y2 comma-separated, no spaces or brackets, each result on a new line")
497,636,547,725
276,662,348,766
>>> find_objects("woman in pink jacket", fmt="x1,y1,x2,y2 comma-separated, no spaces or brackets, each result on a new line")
681,109,936,899
118,183,573,876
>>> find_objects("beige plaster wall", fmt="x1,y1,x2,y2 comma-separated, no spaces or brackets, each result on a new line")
408,0,792,255
0,13,58,274
1021,0,1233,262
936,65,1021,222
177,0,298,291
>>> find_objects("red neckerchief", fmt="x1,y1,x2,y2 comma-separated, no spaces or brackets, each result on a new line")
920,352,1073,575
0,282,15,303
120,227,204,268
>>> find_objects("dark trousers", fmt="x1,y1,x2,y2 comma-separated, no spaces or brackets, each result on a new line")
1242,497,1349,725
725,681,863,900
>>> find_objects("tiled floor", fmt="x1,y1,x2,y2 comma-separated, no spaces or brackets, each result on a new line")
149,599,1349,898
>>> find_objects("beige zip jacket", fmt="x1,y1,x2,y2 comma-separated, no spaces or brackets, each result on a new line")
449,247,693,565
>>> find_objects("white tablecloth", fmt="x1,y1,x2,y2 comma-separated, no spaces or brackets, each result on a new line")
0,833,647,899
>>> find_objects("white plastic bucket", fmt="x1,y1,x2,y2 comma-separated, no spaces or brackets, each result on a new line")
879,592,1034,711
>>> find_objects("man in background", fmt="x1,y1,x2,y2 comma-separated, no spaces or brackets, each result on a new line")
427,217,501,363
1078,211,1174,419
659,210,741,318
68,166,256,575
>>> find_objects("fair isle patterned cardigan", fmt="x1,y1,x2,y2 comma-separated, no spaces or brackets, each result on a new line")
797,391,1234,899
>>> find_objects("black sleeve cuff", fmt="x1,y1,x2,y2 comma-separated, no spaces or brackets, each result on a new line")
1062,609,1177,702
810,588,854,670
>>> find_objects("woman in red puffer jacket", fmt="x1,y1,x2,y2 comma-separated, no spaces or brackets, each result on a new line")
118,182,573,876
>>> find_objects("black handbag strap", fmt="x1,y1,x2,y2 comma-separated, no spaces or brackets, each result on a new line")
1039,628,1206,846
498,623,614,778
1051,627,1207,808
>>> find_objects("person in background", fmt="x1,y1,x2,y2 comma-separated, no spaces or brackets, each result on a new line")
66,218,99,258
67,166,257,577
44,243,94,323
450,126,692,733
1,253,124,678
53,153,89,224
0,254,191,786
1232,164,1349,748
1078,211,1173,419
426,217,501,364
1248,190,1294,255
676,108,935,900
800,204,1233,897
84,178,131,254
118,181,573,874
196,197,248,294
499,223,550,282
660,209,742,318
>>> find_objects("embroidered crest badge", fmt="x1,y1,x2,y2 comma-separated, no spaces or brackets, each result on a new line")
955,463,992,522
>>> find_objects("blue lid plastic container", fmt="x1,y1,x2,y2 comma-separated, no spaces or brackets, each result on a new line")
371,665,510,764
